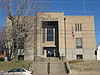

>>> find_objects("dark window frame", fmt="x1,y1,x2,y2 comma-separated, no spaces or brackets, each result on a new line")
76,54,83,60
47,28,54,41
42,21,57,42
76,38,83,48
75,23,82,31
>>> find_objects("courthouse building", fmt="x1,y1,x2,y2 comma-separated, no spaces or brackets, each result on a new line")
6,12,96,60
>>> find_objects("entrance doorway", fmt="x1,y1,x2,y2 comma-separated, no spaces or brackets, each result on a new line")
47,48,54,57
42,21,60,57
44,47,55,57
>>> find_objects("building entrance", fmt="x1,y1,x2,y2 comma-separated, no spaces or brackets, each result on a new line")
47,48,54,57
43,47,55,57
42,21,60,57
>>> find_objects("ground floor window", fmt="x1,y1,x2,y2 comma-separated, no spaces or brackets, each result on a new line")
76,54,83,60
18,55,24,60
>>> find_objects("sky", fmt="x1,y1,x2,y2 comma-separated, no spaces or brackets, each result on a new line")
0,0,100,45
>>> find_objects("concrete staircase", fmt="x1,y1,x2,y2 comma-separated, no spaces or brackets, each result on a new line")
33,62,48,75
50,62,67,75
29,57,68,75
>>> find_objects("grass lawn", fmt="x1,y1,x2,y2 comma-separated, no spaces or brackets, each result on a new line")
68,60,100,72
0,61,31,72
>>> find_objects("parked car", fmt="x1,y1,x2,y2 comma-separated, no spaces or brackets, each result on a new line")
0,68,33,75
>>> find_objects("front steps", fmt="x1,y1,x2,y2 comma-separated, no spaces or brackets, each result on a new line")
29,57,68,75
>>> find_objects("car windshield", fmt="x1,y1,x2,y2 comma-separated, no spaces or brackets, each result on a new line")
19,69,26,72
8,68,26,72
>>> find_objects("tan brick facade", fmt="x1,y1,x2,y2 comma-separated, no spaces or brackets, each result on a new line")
6,12,96,60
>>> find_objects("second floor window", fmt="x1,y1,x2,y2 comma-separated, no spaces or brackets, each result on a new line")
47,28,55,41
42,21,56,42
75,23,82,31
76,38,82,48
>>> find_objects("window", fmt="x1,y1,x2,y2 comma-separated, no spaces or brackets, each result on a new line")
75,24,82,31
18,55,24,60
16,24,26,33
19,69,26,72
47,28,54,41
76,38,82,48
76,55,83,60
42,21,56,41
18,38,24,49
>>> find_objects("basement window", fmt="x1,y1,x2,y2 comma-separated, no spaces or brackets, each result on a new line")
76,54,83,60
18,55,24,60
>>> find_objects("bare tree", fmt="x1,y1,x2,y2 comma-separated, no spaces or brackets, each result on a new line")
0,27,6,54
0,0,50,60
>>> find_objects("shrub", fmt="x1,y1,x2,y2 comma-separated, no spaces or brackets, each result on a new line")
68,60,84,64
0,57,5,61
